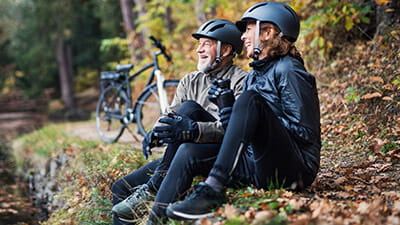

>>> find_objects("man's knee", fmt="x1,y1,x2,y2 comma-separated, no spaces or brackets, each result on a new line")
111,178,128,205
176,100,216,122
111,178,124,195
175,143,199,159
176,100,202,116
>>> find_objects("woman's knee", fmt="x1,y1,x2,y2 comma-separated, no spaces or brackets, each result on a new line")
173,143,219,166
234,90,260,107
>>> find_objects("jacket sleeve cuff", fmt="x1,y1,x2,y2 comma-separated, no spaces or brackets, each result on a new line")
195,121,225,143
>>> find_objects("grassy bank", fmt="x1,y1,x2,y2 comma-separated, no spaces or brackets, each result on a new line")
12,123,148,224
13,123,301,225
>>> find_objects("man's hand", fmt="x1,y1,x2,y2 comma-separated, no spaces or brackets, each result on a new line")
208,79,234,109
216,89,234,109
219,107,232,130
207,84,219,106
153,113,199,143
142,130,160,159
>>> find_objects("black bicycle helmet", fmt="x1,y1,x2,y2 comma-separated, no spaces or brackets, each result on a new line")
192,19,243,54
236,1,300,42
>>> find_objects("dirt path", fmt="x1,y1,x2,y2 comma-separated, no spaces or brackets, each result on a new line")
66,121,143,149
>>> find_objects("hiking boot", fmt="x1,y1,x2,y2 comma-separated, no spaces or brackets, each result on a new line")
112,184,155,222
166,182,226,220
145,211,167,225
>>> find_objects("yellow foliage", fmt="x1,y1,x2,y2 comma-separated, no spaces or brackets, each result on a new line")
375,0,391,5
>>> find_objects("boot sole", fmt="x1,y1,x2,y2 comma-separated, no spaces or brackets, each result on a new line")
166,207,214,220
118,217,136,223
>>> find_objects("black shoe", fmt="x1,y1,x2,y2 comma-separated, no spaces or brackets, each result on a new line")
166,182,226,220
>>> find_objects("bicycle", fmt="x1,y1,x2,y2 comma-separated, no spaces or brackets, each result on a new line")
96,35,179,143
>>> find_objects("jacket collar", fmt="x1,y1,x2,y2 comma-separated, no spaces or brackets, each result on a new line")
206,62,233,79
249,57,275,70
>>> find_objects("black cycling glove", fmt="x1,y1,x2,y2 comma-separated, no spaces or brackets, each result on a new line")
153,113,199,143
142,130,161,159
208,79,234,109
218,107,232,130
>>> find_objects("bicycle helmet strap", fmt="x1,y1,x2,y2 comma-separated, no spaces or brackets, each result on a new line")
211,40,224,69
253,20,262,60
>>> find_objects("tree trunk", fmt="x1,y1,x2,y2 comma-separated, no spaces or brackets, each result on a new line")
134,0,148,44
195,0,216,25
374,0,400,38
165,6,175,33
195,0,208,24
56,37,76,111
120,0,146,61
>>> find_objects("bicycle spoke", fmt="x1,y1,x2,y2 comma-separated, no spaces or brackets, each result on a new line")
96,86,128,143
148,88,160,102
136,80,179,136
136,100,159,107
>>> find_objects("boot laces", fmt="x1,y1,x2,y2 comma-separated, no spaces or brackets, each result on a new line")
126,184,150,204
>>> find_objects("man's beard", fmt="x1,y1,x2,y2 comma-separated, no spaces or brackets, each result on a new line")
197,54,215,72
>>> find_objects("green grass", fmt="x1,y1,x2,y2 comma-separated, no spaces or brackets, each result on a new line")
12,122,148,224
12,123,296,225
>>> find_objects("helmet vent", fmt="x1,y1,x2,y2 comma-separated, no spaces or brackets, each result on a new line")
248,2,268,13
201,20,215,31
284,5,297,19
209,24,225,32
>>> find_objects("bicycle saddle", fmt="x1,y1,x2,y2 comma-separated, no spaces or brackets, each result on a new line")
116,64,134,73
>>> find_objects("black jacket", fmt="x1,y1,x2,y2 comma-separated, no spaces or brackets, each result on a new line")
243,55,321,176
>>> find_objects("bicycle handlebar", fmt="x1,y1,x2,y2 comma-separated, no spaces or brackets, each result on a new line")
149,35,172,62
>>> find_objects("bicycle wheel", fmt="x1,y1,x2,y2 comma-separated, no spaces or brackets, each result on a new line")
135,79,179,136
96,85,131,143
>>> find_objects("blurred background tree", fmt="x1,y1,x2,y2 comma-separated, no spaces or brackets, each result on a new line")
0,0,398,114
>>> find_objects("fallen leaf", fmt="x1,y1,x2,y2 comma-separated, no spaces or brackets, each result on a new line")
361,92,382,99
387,215,400,224
244,207,256,220
357,202,370,214
336,191,351,199
251,211,274,225
369,76,384,83
310,200,331,218
223,204,238,220
289,214,313,225
382,84,393,90
391,201,400,216
288,198,308,210
334,176,348,186
199,217,213,225
376,163,392,173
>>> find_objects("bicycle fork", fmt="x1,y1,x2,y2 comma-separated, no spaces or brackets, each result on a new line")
155,69,169,114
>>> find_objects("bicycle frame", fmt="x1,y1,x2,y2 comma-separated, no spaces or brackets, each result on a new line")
96,35,178,142
120,50,169,119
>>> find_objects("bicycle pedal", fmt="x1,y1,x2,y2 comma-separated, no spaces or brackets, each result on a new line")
123,111,135,124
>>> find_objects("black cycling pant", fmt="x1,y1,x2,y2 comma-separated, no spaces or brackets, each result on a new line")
151,91,313,218
209,90,311,188
147,100,216,192
111,100,216,225
150,142,253,218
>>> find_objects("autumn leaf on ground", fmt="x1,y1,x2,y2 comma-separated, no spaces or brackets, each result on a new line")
369,76,384,83
361,92,382,99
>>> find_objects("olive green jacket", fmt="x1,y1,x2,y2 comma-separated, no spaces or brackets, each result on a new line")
165,62,247,143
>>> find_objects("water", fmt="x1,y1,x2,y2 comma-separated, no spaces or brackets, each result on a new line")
0,141,40,225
